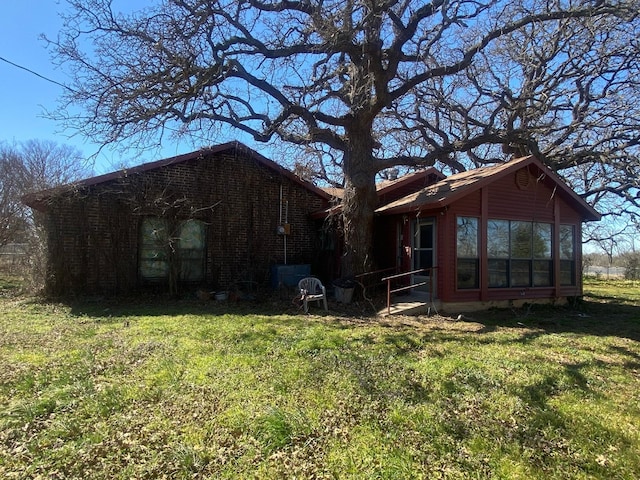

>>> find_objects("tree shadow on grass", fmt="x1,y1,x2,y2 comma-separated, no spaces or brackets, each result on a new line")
514,298,637,340
417,291,640,344
20,276,639,347
60,290,304,319
58,284,393,326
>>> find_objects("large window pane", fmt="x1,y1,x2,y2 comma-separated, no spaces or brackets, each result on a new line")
457,217,478,289
511,222,532,258
488,259,509,287
457,259,479,289
140,218,169,280
533,260,552,287
510,259,531,287
139,254,170,279
560,225,575,260
178,220,206,281
487,220,509,258
533,223,552,259
560,225,576,286
179,219,205,249
141,217,169,247
560,260,575,286
457,217,478,257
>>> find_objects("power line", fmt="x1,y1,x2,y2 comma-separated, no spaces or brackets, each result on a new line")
0,54,76,93
0,53,215,145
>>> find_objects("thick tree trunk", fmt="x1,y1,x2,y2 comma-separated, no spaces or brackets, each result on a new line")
341,125,378,277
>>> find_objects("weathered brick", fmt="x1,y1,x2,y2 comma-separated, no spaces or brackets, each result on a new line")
40,148,328,295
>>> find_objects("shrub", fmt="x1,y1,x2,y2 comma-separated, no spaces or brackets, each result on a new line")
623,252,640,280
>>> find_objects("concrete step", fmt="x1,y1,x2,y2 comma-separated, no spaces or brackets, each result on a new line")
379,294,439,316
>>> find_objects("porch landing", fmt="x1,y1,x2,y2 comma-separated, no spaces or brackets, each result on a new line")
379,293,440,316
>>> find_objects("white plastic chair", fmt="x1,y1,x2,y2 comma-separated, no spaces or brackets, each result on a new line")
298,277,328,313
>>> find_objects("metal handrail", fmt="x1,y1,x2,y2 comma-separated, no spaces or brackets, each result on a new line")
352,267,398,308
355,266,397,292
381,267,437,315
355,266,397,281
381,268,427,282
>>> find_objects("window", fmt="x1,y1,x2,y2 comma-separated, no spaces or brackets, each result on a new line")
139,217,206,282
457,217,479,289
532,223,552,287
139,218,170,280
178,220,206,281
414,220,435,270
510,221,533,286
413,219,436,295
559,225,576,286
488,220,552,288
487,220,509,287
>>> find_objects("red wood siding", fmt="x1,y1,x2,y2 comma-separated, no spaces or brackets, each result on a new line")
395,167,588,305
489,174,549,221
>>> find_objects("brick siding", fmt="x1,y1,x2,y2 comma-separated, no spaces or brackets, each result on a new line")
43,151,327,295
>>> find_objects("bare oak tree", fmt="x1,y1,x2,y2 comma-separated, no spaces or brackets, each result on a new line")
0,147,28,248
1,140,90,282
49,0,640,275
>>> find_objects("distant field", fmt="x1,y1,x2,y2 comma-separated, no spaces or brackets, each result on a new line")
0,276,638,479
584,265,626,277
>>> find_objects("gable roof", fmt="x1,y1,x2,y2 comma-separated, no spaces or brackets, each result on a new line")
321,167,445,200
312,167,445,219
24,142,331,211
375,155,601,221
376,167,446,203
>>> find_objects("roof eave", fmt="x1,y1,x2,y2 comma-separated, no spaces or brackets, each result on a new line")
375,156,601,223
21,141,331,210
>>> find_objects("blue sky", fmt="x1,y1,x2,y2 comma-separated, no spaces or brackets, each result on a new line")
1,3,65,145
0,1,211,174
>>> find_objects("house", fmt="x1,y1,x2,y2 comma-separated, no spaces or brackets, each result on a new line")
23,142,330,295
24,143,599,311
313,167,447,281
370,155,600,312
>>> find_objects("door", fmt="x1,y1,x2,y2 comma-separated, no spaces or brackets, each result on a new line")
412,219,436,297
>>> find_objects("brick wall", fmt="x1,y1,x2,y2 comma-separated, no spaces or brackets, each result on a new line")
43,151,327,295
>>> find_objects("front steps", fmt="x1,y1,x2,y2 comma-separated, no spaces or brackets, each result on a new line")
379,293,440,316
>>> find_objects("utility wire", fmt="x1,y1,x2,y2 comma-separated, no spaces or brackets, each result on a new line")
0,54,77,93
0,53,216,145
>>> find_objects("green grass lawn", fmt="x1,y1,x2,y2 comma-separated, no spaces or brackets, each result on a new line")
1,277,639,479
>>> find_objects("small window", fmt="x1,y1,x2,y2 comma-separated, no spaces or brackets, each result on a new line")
139,217,206,283
457,217,479,289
